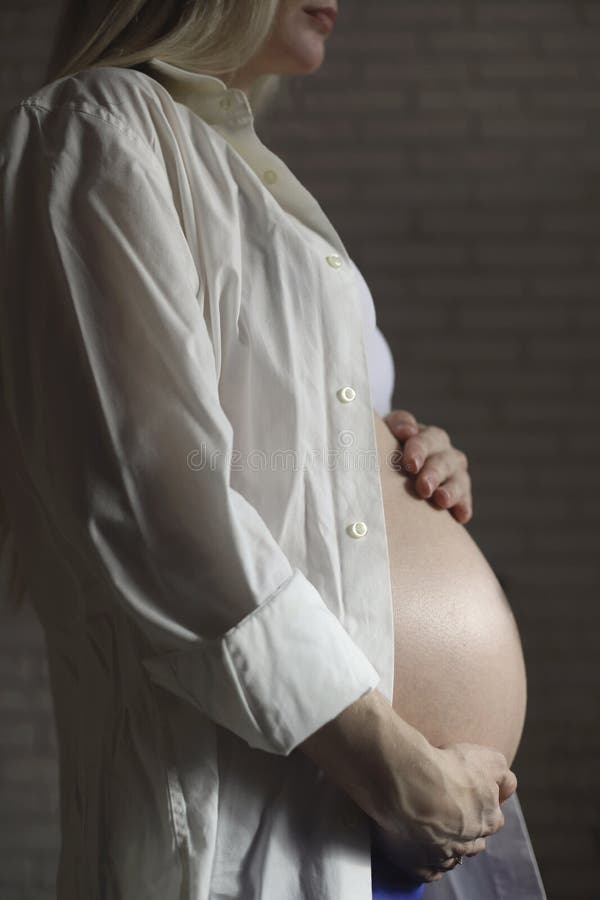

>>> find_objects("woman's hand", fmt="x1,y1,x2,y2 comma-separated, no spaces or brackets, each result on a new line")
371,740,516,884
371,819,486,884
383,409,472,524
299,689,515,887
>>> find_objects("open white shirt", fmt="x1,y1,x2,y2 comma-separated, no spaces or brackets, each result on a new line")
0,57,546,900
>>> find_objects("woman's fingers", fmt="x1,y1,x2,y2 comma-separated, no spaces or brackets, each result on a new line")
413,448,468,496
383,411,474,522
431,473,473,524
401,428,454,475
384,409,420,435
466,837,487,856
408,449,473,523
418,836,487,880
446,497,473,525
372,827,487,886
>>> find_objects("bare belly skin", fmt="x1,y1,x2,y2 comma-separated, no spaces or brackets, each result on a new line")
373,412,527,765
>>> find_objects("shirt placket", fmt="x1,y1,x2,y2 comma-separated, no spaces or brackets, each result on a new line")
208,97,395,699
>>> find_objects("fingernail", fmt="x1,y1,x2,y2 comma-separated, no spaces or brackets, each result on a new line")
422,477,434,495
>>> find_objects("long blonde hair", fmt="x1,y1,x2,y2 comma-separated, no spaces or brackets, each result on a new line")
45,0,284,119
2,1,287,616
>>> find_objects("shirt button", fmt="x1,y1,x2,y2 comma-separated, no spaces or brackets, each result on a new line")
326,254,343,269
336,386,356,403
263,169,278,184
219,95,232,109
347,521,368,539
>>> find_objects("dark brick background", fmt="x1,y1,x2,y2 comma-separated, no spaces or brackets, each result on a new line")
1,2,599,898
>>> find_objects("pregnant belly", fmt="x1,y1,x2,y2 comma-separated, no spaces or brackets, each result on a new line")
373,413,527,766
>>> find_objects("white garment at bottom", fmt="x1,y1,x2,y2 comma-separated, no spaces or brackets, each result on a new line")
422,792,547,899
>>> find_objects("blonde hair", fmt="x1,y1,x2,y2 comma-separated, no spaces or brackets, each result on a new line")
2,1,289,616
45,0,285,120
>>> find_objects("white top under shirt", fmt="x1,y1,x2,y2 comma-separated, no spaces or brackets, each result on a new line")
351,261,395,417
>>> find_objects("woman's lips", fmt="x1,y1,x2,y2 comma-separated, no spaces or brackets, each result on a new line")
303,7,337,33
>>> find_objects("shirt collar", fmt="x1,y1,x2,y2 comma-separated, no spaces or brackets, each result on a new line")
142,58,351,260
145,57,253,127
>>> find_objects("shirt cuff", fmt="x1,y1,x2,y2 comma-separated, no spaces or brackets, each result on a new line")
141,567,381,755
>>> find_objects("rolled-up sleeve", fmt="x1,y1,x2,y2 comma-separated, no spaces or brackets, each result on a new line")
0,102,380,755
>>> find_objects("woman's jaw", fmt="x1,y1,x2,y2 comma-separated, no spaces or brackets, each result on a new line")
226,1,339,91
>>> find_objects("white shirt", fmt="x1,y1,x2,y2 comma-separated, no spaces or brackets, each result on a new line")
0,57,545,900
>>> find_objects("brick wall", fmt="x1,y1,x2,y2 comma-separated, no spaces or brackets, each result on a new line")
1,1,599,898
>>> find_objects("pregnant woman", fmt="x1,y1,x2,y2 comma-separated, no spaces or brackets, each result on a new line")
0,1,546,899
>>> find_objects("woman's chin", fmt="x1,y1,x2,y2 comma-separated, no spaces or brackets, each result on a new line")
274,33,327,75
278,54,325,76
